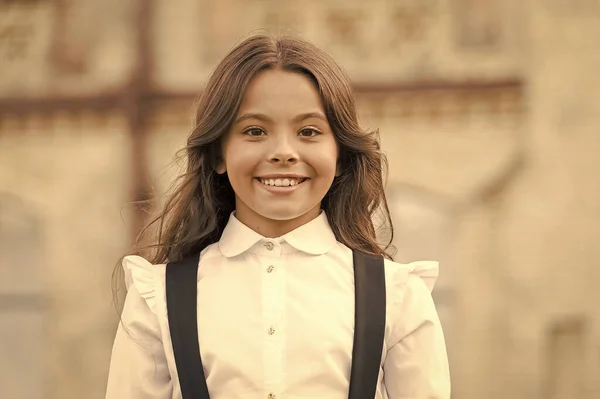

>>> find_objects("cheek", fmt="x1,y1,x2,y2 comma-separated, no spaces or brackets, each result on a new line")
305,145,338,180
223,144,257,178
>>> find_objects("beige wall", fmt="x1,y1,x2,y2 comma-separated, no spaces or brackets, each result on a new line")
0,113,132,398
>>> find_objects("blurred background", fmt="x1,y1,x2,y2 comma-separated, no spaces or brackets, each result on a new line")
1,0,599,398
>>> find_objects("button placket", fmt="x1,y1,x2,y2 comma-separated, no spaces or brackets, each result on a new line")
261,253,284,395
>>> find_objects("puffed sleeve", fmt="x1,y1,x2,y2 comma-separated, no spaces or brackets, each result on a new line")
105,256,172,398
383,261,451,399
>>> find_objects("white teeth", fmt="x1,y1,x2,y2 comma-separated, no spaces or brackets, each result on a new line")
260,178,304,187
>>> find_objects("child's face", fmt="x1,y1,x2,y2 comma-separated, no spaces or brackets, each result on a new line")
219,69,339,236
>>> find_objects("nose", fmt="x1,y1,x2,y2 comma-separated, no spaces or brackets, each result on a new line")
269,136,298,165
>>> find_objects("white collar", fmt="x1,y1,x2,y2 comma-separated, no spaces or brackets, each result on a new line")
218,211,338,257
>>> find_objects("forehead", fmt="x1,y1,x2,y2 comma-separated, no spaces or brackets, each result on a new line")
237,69,324,115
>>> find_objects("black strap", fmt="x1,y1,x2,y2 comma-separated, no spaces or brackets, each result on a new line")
165,253,209,399
348,251,386,399
166,250,386,399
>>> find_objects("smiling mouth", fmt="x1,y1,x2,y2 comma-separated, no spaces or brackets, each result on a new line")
256,177,308,187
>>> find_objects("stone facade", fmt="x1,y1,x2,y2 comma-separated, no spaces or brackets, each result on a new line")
1,0,599,398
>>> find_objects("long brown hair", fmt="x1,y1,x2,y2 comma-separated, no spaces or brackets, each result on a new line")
138,33,395,265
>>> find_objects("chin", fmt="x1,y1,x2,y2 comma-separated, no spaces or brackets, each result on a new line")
256,207,308,222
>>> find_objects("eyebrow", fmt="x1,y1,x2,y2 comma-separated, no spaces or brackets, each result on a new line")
233,112,328,125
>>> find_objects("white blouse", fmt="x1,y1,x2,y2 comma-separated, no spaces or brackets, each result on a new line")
106,212,450,399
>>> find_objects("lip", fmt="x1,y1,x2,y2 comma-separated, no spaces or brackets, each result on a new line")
257,174,309,180
254,177,308,194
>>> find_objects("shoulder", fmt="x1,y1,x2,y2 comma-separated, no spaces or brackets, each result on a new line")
382,258,440,323
331,244,439,293
383,258,442,342
122,255,167,315
383,258,439,294
121,246,218,314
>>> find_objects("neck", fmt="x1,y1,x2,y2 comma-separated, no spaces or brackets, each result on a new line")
234,205,322,238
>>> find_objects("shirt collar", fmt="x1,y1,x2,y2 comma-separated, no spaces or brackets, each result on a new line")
218,211,338,258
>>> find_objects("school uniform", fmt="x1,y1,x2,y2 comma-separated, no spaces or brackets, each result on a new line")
106,211,450,399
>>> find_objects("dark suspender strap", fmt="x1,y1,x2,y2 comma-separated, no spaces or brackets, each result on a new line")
166,253,211,399
348,250,387,399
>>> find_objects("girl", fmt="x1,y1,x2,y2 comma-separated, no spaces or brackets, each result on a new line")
106,34,450,399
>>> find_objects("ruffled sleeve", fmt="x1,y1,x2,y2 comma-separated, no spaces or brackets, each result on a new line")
105,256,172,398
122,255,160,314
383,260,451,398
406,260,439,292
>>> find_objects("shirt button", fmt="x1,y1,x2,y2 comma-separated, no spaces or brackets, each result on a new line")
268,394,276,399
264,241,274,251
266,265,275,273
268,327,276,335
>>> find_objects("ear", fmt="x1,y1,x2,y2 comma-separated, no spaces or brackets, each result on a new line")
215,158,226,174
335,160,342,177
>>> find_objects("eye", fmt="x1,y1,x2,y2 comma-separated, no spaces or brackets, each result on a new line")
299,127,321,137
243,127,265,137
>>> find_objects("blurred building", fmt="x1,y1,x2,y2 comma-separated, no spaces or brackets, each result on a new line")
1,1,599,398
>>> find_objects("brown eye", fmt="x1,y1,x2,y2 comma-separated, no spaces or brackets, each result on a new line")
299,128,321,137
244,127,265,137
